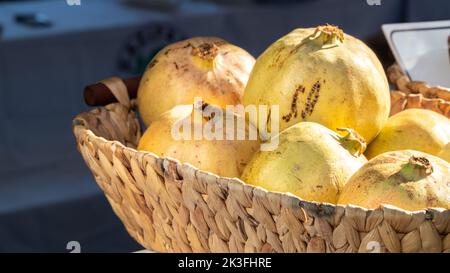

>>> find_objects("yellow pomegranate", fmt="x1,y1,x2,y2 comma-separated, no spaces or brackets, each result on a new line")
365,109,450,159
241,122,367,204
138,103,259,178
137,37,255,126
243,25,390,143
438,143,450,162
339,150,450,210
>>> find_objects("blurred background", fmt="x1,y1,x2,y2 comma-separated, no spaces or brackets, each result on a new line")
0,0,448,252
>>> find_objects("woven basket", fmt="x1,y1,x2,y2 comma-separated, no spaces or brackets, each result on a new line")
387,64,450,118
73,79,450,253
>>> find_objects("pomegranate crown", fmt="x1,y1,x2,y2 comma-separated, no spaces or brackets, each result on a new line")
336,128,367,157
309,24,344,48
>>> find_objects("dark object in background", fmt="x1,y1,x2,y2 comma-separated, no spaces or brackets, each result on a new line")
364,31,395,70
15,12,52,28
117,23,185,76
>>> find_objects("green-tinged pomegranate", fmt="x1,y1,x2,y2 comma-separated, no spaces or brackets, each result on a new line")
241,122,367,204
243,25,390,143
339,150,450,210
137,103,259,178
138,37,255,126
365,109,450,159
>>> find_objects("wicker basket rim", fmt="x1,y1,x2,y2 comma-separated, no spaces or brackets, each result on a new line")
391,90,450,103
72,106,450,219
387,64,450,100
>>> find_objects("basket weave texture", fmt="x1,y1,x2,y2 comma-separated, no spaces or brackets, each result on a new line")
388,64,450,118
73,81,450,253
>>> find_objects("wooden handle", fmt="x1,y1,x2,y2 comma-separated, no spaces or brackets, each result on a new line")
84,76,141,106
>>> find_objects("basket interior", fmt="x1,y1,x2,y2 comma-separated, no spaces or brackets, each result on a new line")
75,102,142,149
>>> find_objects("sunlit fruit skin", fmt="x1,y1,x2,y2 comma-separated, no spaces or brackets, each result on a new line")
241,122,367,204
438,143,450,162
137,104,260,178
137,37,255,126
338,150,450,211
243,25,390,143
365,109,450,159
